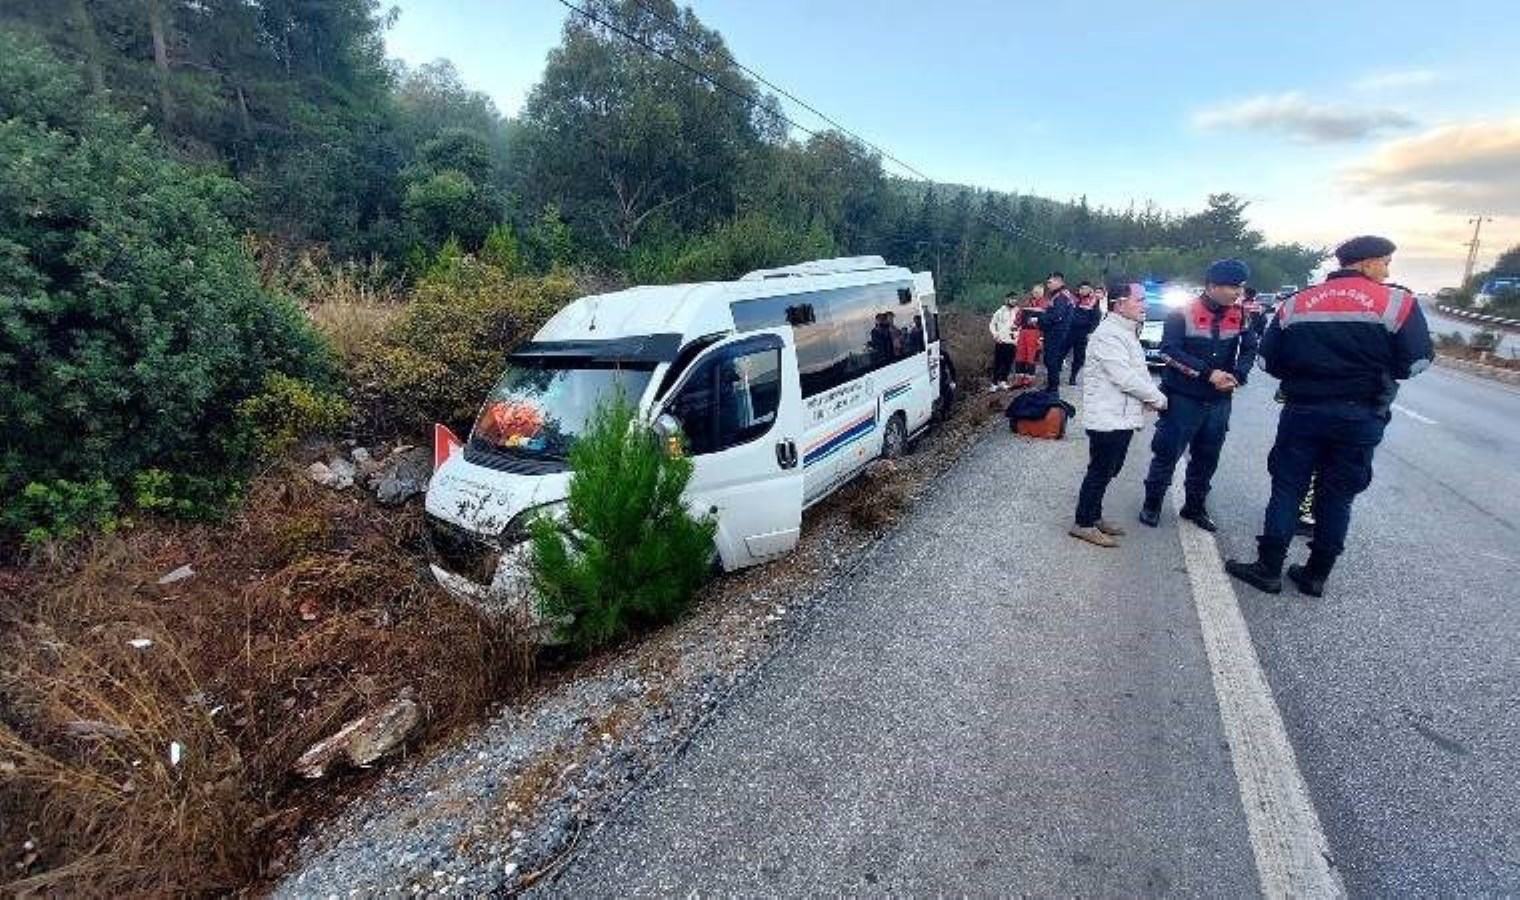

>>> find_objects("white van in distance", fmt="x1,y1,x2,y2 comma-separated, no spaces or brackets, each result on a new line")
424,256,946,617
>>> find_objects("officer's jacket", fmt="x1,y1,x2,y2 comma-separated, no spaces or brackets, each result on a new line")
1158,296,1259,401
1042,288,1074,339
1071,294,1102,334
1261,270,1434,405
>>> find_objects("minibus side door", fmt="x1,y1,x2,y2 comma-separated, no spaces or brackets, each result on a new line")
659,328,804,570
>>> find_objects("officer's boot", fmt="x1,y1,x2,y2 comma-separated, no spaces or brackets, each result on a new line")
1138,489,1164,527
1224,537,1287,594
1178,493,1218,532
1287,550,1335,598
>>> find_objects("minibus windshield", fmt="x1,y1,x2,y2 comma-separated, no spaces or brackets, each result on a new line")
469,362,655,462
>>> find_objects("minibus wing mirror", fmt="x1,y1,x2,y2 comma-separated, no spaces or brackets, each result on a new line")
652,413,684,457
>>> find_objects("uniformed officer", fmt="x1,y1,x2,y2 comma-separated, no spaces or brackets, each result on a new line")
1138,259,1259,531
1226,235,1434,596
1041,272,1076,392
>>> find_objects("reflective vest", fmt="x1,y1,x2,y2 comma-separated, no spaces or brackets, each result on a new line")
1159,297,1253,400
1267,272,1424,405
1277,278,1413,333
1184,297,1245,341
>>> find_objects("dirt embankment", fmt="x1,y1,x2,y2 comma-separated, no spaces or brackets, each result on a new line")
1,311,1000,896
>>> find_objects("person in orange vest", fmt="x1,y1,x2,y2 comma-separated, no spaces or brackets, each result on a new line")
1226,236,1434,597
1012,284,1047,388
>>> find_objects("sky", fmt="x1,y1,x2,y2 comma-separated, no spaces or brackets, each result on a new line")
383,0,1520,291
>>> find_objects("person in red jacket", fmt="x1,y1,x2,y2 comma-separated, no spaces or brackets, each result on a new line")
1012,284,1047,387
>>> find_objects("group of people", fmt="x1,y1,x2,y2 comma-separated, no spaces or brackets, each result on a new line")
988,273,1105,392
992,236,1434,598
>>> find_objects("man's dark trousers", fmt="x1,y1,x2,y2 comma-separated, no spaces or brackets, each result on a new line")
1068,331,1091,383
992,342,1014,384
1044,334,1070,391
1076,429,1134,526
1258,401,1386,571
1143,393,1231,505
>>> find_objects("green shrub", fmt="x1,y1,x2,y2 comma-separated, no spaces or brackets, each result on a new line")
1,479,120,546
525,203,576,273
528,394,716,653
130,469,243,522
346,256,574,436
236,372,353,458
0,34,333,539
480,224,524,275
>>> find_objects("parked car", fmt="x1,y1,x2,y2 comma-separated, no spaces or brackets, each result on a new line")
424,256,945,622
1277,284,1299,300
1475,277,1520,308
1137,280,1197,368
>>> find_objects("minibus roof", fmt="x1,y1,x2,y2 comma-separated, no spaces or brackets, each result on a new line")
534,260,917,347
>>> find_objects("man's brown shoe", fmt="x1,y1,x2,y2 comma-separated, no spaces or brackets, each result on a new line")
1069,525,1119,548
1096,520,1127,537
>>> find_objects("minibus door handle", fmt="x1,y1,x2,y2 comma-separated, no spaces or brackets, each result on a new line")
776,439,798,470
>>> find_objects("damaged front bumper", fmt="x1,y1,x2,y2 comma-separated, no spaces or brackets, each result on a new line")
424,513,565,642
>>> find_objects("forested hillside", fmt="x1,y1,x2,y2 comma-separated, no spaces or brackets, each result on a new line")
1,0,1321,291
0,0,1324,541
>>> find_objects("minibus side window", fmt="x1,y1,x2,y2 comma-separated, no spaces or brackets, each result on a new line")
653,333,725,401
666,344,782,455
833,283,918,378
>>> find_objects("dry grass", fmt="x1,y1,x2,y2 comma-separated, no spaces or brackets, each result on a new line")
246,237,409,366
1,468,534,895
307,297,406,367
837,461,909,531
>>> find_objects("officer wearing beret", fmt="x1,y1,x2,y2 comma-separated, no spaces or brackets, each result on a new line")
1139,259,1259,531
1226,235,1433,597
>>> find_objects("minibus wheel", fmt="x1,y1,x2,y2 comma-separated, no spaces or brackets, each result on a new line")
882,413,908,460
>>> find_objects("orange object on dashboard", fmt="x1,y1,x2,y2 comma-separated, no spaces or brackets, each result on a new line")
476,400,545,448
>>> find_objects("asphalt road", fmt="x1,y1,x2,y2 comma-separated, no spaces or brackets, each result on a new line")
544,365,1520,896
1213,365,1520,895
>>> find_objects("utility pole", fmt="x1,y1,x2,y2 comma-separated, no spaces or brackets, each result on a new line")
1462,216,1493,287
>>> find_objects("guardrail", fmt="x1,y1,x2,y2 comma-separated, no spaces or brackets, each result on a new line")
1434,304,1520,331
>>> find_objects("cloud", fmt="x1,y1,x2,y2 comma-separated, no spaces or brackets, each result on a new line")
1343,119,1520,215
1353,69,1440,92
1193,92,1415,143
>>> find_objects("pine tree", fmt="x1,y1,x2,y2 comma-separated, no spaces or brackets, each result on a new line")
529,394,716,653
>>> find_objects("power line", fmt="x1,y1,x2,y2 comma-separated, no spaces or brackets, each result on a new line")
553,0,1124,262
613,0,1095,257
616,0,1158,260
549,0,819,141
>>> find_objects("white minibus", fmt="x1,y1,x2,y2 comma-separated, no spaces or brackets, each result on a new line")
424,256,943,613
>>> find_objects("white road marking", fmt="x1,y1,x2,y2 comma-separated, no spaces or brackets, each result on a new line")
1171,488,1346,899
1391,402,1437,425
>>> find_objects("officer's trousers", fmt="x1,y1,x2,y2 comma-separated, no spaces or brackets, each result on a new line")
1043,332,1070,391
1068,331,1091,384
1260,401,1387,566
1144,392,1231,504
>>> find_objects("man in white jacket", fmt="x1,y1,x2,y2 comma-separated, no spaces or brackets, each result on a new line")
987,292,1018,389
1070,283,1168,547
